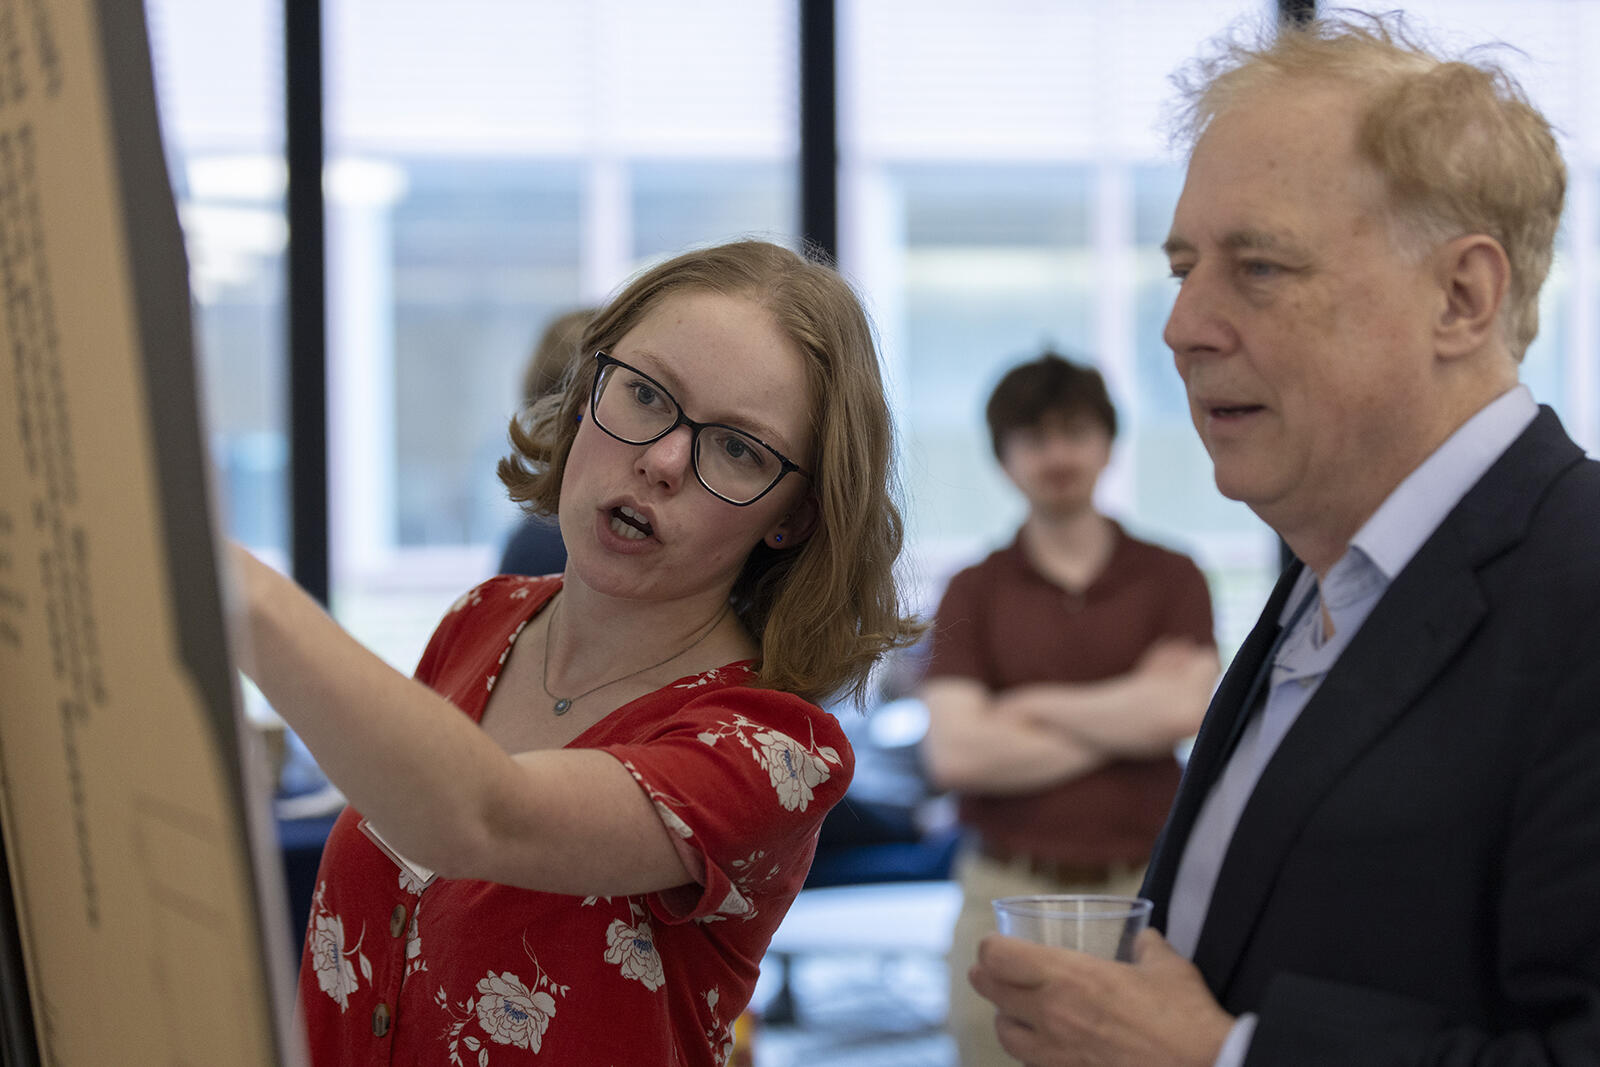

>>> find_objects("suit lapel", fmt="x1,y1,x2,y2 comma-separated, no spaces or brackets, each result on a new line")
1190,553,1486,992
1145,566,1300,930
1188,407,1584,996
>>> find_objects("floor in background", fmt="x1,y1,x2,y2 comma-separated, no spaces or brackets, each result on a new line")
757,1029,955,1067
750,952,957,1067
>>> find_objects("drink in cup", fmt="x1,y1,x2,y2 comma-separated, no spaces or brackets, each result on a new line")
991,894,1152,961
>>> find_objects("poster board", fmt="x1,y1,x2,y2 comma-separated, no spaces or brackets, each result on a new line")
0,0,298,1063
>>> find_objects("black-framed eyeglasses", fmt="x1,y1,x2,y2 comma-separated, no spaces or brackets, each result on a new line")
587,352,811,506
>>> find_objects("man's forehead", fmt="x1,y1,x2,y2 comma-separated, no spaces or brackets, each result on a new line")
1163,97,1377,260
1186,85,1364,171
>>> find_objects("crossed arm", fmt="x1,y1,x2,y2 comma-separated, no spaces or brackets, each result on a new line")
919,638,1219,794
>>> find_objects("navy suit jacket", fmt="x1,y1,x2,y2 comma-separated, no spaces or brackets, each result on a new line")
1143,408,1600,1064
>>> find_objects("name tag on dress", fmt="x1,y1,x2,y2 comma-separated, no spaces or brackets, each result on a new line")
359,818,437,889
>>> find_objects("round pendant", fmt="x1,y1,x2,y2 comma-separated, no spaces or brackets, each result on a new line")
553,698,573,716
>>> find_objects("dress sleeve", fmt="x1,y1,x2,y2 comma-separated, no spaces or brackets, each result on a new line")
924,564,988,683
598,685,855,925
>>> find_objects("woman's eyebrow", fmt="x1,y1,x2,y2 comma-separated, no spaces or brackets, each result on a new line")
624,350,793,448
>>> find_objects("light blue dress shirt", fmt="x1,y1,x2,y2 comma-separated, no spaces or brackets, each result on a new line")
1164,385,1539,1065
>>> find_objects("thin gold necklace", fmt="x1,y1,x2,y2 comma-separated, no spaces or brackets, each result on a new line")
540,597,733,716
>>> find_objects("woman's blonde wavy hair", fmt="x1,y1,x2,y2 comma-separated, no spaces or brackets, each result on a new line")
1170,9,1565,359
497,239,923,705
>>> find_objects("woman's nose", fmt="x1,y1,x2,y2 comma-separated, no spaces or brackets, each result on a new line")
636,425,695,490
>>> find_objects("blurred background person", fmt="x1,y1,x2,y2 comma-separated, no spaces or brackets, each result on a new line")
918,351,1218,1064
497,306,595,577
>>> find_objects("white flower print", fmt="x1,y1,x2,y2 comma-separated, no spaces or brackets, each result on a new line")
509,585,532,600
310,913,359,1009
307,883,367,1011
437,943,568,1066
406,923,421,962
676,667,735,690
697,715,844,813
654,799,694,839
703,987,735,1067
752,728,834,812
484,619,527,696
449,588,483,613
605,917,666,991
474,971,558,1051
713,885,751,917
397,864,429,896
623,759,699,844
403,908,427,987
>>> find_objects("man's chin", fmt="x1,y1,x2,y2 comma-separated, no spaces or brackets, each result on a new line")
1209,468,1277,508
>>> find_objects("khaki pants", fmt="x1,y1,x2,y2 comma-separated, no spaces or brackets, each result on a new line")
946,847,1146,1066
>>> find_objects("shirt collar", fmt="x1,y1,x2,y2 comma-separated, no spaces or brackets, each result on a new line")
1005,519,1128,591
1278,384,1537,625
1350,384,1538,582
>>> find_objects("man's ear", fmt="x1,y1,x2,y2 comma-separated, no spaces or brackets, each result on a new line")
764,492,819,550
1434,234,1510,360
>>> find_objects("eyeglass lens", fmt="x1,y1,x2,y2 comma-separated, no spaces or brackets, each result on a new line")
593,361,785,503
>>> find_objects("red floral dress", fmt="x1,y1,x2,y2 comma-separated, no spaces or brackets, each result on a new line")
298,575,853,1066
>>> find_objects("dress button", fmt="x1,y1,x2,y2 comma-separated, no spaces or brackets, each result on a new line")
372,1002,391,1037
390,904,408,938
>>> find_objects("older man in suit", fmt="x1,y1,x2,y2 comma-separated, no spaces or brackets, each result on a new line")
969,12,1600,1065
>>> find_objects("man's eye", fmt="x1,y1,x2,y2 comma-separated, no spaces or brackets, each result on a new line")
1241,259,1281,278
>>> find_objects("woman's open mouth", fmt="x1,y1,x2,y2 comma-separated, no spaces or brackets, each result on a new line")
610,505,654,541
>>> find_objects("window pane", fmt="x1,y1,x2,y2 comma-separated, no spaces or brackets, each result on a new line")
325,0,798,669
1392,0,1600,455
389,159,584,548
840,0,1279,653
146,0,287,557
632,161,795,261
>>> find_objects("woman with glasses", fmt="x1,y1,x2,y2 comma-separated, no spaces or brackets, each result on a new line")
232,239,921,1065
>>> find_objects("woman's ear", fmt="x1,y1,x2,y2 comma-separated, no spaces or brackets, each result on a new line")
764,492,819,550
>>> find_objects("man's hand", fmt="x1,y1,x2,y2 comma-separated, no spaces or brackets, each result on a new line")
968,928,1234,1066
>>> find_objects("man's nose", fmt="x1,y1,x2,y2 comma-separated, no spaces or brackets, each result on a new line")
1163,267,1234,363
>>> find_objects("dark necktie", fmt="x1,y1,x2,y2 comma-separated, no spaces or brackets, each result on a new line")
1216,583,1318,764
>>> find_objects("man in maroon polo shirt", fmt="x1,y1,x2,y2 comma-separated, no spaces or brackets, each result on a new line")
920,351,1218,1065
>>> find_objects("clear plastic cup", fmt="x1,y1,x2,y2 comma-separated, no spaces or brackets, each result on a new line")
991,894,1152,961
